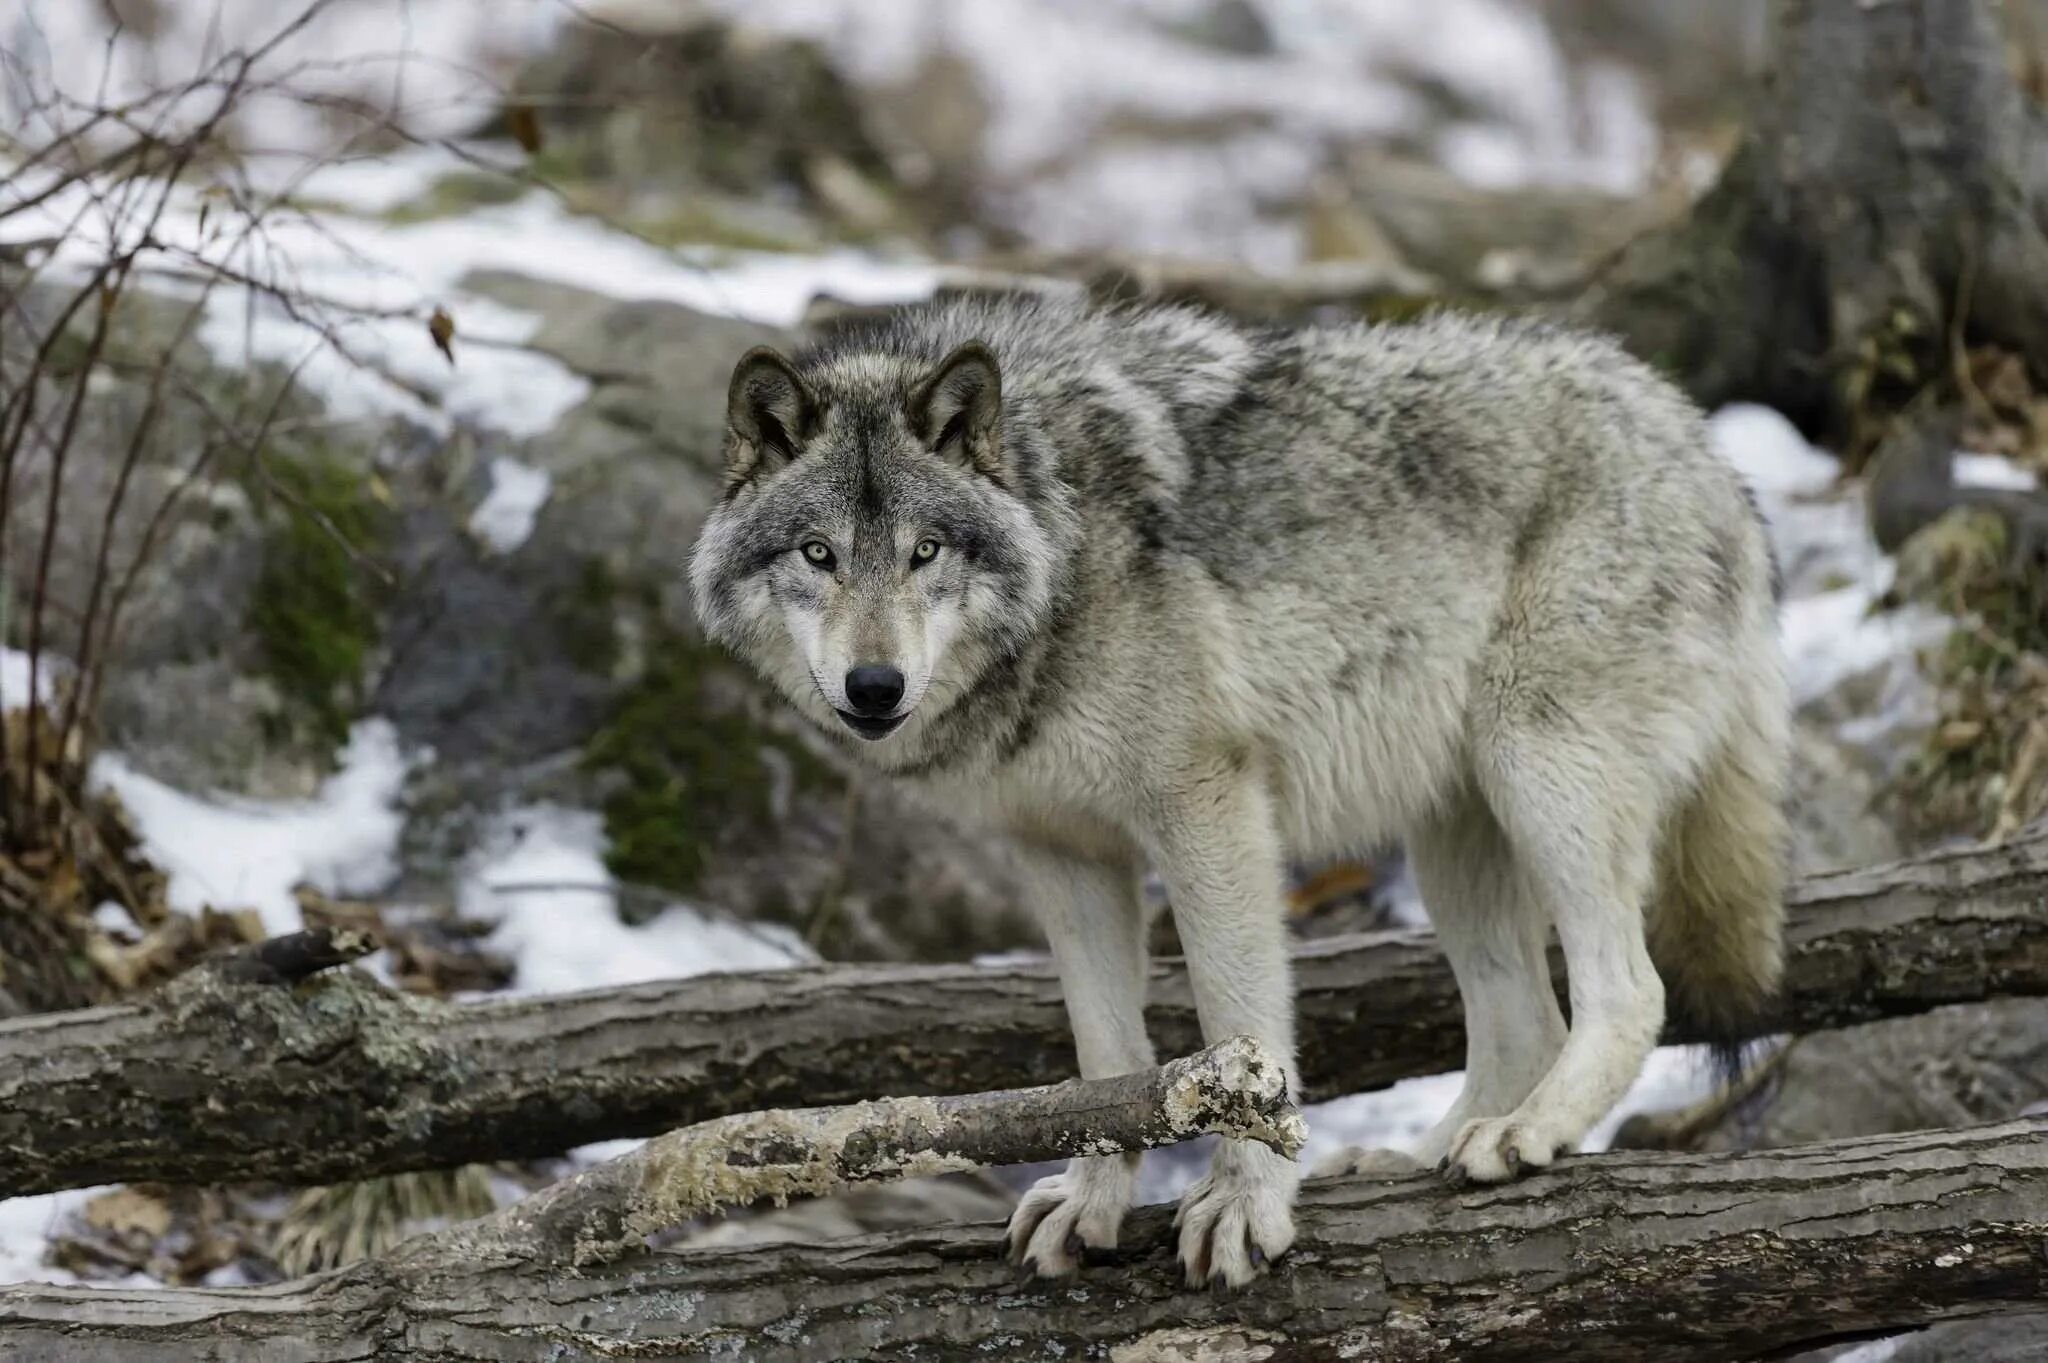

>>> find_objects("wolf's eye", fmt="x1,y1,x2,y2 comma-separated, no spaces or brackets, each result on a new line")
911,538,941,567
800,540,835,569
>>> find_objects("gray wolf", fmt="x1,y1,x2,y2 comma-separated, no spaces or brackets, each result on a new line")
688,293,1789,1288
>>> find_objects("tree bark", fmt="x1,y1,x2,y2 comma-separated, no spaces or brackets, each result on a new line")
0,829,2043,1198
1582,0,2048,453
3,1116,2045,1362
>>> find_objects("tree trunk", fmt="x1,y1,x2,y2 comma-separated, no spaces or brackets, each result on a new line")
0,830,2043,1198
3,1117,2044,1362
1584,0,2048,453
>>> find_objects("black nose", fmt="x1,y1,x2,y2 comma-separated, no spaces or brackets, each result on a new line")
844,665,905,716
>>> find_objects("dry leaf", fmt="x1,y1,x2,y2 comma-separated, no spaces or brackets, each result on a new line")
83,1188,172,1240
505,103,544,155
428,307,456,365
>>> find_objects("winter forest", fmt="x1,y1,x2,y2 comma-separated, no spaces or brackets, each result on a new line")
1,0,2047,1358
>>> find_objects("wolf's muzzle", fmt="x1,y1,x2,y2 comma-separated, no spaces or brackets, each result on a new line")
838,664,907,739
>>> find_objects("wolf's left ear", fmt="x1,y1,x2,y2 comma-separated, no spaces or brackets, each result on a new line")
908,341,1003,481
725,346,818,492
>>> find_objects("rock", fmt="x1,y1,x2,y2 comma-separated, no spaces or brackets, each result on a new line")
506,17,905,245
1,270,385,799
1698,999,2048,1153
1163,0,1276,56
1786,721,1903,875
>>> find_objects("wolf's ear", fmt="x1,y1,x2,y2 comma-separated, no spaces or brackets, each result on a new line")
725,347,817,491
908,341,1003,481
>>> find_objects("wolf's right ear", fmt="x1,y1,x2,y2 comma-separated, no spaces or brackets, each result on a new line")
724,347,818,492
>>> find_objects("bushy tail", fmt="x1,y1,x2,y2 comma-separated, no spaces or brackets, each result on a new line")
1646,702,1790,1079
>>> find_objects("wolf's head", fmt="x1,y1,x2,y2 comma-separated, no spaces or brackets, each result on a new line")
689,334,1061,758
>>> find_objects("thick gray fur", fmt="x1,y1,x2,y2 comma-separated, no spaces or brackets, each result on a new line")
691,293,1790,1288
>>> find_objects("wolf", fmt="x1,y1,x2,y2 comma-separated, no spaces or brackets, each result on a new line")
688,292,1788,1288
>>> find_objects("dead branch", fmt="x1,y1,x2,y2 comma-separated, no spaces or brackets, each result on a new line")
1,1116,2043,1362
0,829,2042,1197
409,1034,1300,1272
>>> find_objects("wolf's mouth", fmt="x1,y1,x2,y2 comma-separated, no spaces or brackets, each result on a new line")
835,709,906,740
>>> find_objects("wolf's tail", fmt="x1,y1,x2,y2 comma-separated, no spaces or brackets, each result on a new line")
1645,696,1790,1077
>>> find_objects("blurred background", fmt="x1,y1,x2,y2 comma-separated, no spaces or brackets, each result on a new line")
1,2,2045,1351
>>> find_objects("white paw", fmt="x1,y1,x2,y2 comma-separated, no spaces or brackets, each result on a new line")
1442,1115,1566,1184
1174,1142,1297,1288
1309,1144,1425,1179
1006,1155,1136,1277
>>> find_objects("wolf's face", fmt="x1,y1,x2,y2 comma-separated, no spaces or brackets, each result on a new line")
690,339,1057,754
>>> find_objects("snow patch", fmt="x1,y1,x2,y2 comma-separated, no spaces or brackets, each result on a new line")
0,648,67,712
459,807,813,996
1709,404,1840,499
1954,452,2040,492
91,721,411,936
3,169,929,441
469,457,553,554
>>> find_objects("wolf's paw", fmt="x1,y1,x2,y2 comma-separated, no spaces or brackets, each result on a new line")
1441,1116,1568,1185
1309,1145,1425,1179
1006,1156,1135,1277
1174,1143,1297,1289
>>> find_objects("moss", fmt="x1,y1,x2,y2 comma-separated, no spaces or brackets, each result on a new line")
584,629,840,904
606,199,816,254
381,170,527,224
244,449,392,749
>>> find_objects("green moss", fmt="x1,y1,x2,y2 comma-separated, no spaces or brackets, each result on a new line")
585,629,840,904
381,170,527,224
541,556,630,677
608,200,815,254
244,450,392,749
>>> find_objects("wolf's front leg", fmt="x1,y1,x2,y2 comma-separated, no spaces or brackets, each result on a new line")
1005,846,1154,1277
1148,765,1300,1288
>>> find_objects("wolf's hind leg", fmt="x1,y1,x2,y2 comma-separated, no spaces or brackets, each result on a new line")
1443,739,1667,1184
1005,846,1153,1277
1313,799,1565,1179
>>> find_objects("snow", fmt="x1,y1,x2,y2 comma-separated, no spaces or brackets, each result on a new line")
90,720,411,936
1708,404,1949,728
0,648,67,713
469,456,552,554
458,806,813,996
1831,1341,1906,1363
1709,403,1842,499
1954,452,2041,492
4,0,558,151
2,161,932,446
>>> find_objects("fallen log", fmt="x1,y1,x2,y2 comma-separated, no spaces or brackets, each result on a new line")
3,1116,2044,1362
0,829,2043,1196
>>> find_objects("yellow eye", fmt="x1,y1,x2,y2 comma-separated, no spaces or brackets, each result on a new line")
912,539,940,565
801,540,835,568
